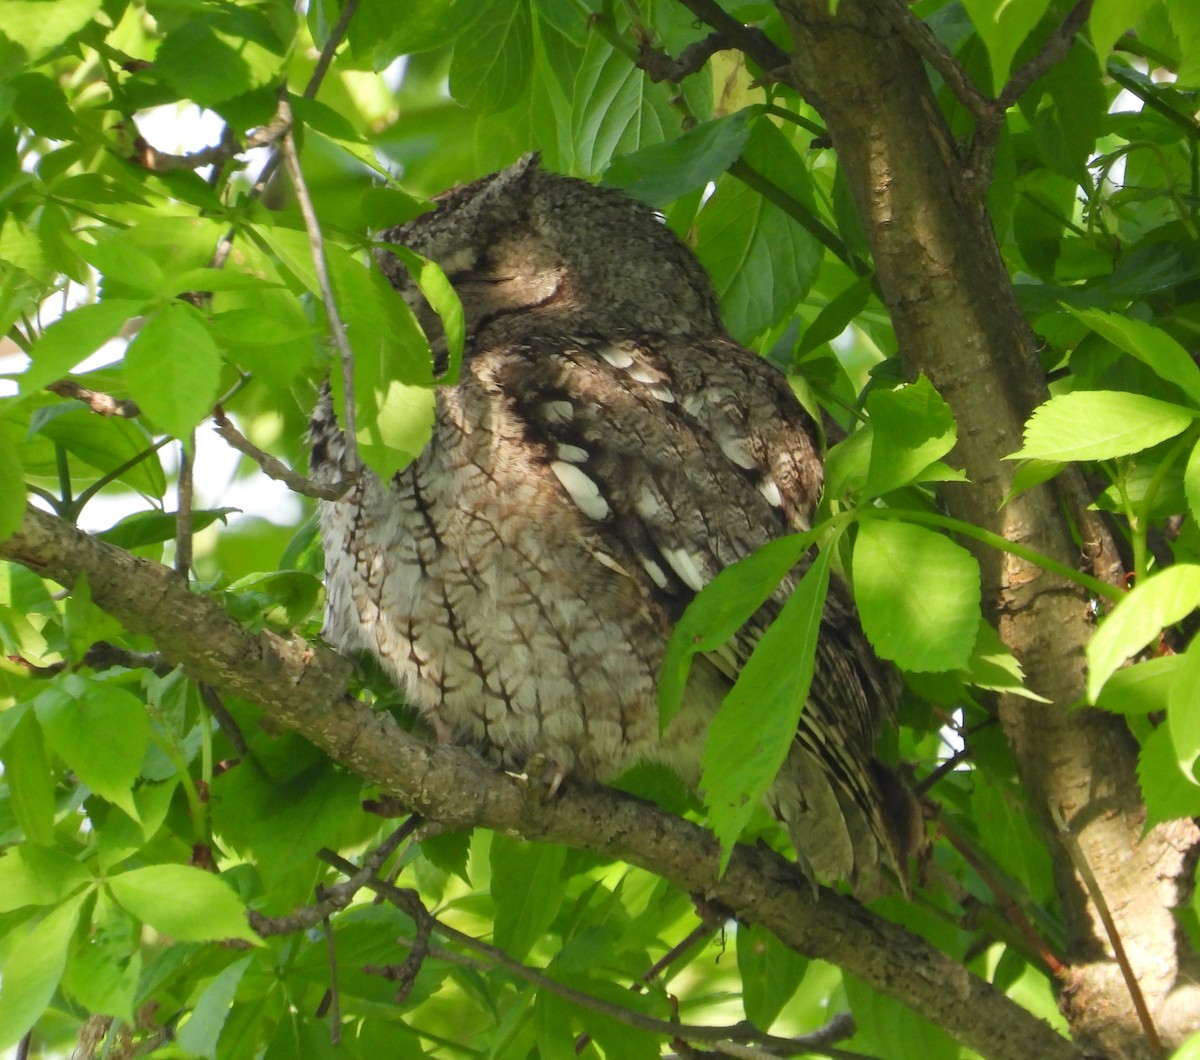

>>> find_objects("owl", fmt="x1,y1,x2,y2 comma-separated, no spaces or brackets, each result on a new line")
310,154,915,889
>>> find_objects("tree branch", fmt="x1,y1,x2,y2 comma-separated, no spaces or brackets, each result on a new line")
0,505,1081,1060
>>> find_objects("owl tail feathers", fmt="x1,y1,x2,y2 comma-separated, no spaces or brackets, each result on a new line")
771,750,923,899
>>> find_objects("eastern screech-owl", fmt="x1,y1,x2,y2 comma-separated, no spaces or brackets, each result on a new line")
311,154,913,889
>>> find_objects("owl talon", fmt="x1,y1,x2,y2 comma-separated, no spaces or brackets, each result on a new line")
508,754,567,802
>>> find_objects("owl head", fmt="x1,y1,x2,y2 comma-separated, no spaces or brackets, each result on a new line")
377,154,723,348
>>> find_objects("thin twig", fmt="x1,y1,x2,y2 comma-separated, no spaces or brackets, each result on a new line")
638,30,727,82
1049,803,1163,1057
249,823,417,937
277,99,359,472
199,684,248,760
320,851,864,1057
320,888,342,1044
174,432,194,577
672,0,790,76
210,406,355,500
867,0,991,124
45,380,140,417
940,818,1067,979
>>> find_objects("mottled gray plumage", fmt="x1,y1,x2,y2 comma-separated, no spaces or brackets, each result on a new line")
311,155,913,888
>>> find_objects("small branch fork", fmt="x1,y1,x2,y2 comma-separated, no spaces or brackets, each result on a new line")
652,0,1094,197
316,848,874,1060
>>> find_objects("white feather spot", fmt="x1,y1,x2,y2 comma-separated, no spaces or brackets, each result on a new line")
550,461,611,520
719,435,757,469
759,477,783,507
662,547,707,592
599,344,635,368
556,443,588,463
681,393,705,416
648,385,675,403
627,365,658,384
541,400,573,423
634,489,661,519
641,557,670,589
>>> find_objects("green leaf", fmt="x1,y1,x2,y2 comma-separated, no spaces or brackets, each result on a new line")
965,619,1050,701
0,708,55,845
155,18,285,108
659,532,813,725
355,380,436,481
864,376,958,496
224,570,323,631
12,72,76,139
61,904,141,1022
1090,0,1158,69
380,245,466,382
1168,637,1200,778
107,865,261,944
63,570,123,661
175,956,253,1058
1086,565,1200,700
1011,391,1195,462
695,121,822,340
1095,654,1183,715
0,420,22,540
491,837,566,961
349,0,488,60
1064,306,1200,407
602,109,756,207
853,520,981,672
97,508,237,549
737,922,807,1029
35,672,148,820
1139,723,1200,828
1185,438,1200,523
961,0,1053,93
449,0,532,112
30,405,166,499
0,844,90,912
570,32,674,176
0,894,87,1051
0,0,100,59
701,546,832,865
20,299,144,395
124,302,222,440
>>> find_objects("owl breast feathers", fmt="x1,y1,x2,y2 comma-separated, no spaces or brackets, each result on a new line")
310,154,917,890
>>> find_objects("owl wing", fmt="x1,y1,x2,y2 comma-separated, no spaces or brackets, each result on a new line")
490,331,902,884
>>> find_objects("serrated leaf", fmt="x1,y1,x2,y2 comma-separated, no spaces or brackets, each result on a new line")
107,865,261,944
701,546,831,866
30,406,165,499
1087,565,1200,700
602,109,757,207
965,619,1049,701
853,520,980,672
0,894,86,1050
1064,306,1200,407
1168,637,1200,778
1139,723,1200,828
1011,390,1195,462
155,19,284,108
175,956,253,1058
124,303,222,440
864,376,958,496
20,299,144,395
35,673,148,820
1185,439,1200,522
659,532,813,725
61,904,140,1022
491,837,566,961
379,245,465,382
0,708,55,845
0,0,100,59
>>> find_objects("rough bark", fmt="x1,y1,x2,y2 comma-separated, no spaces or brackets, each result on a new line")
772,0,1200,1053
0,504,1080,1060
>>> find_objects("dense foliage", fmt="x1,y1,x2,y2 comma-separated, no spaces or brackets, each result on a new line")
2,0,1200,1056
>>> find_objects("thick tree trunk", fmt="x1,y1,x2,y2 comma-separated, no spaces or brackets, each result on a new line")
774,0,1200,1053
